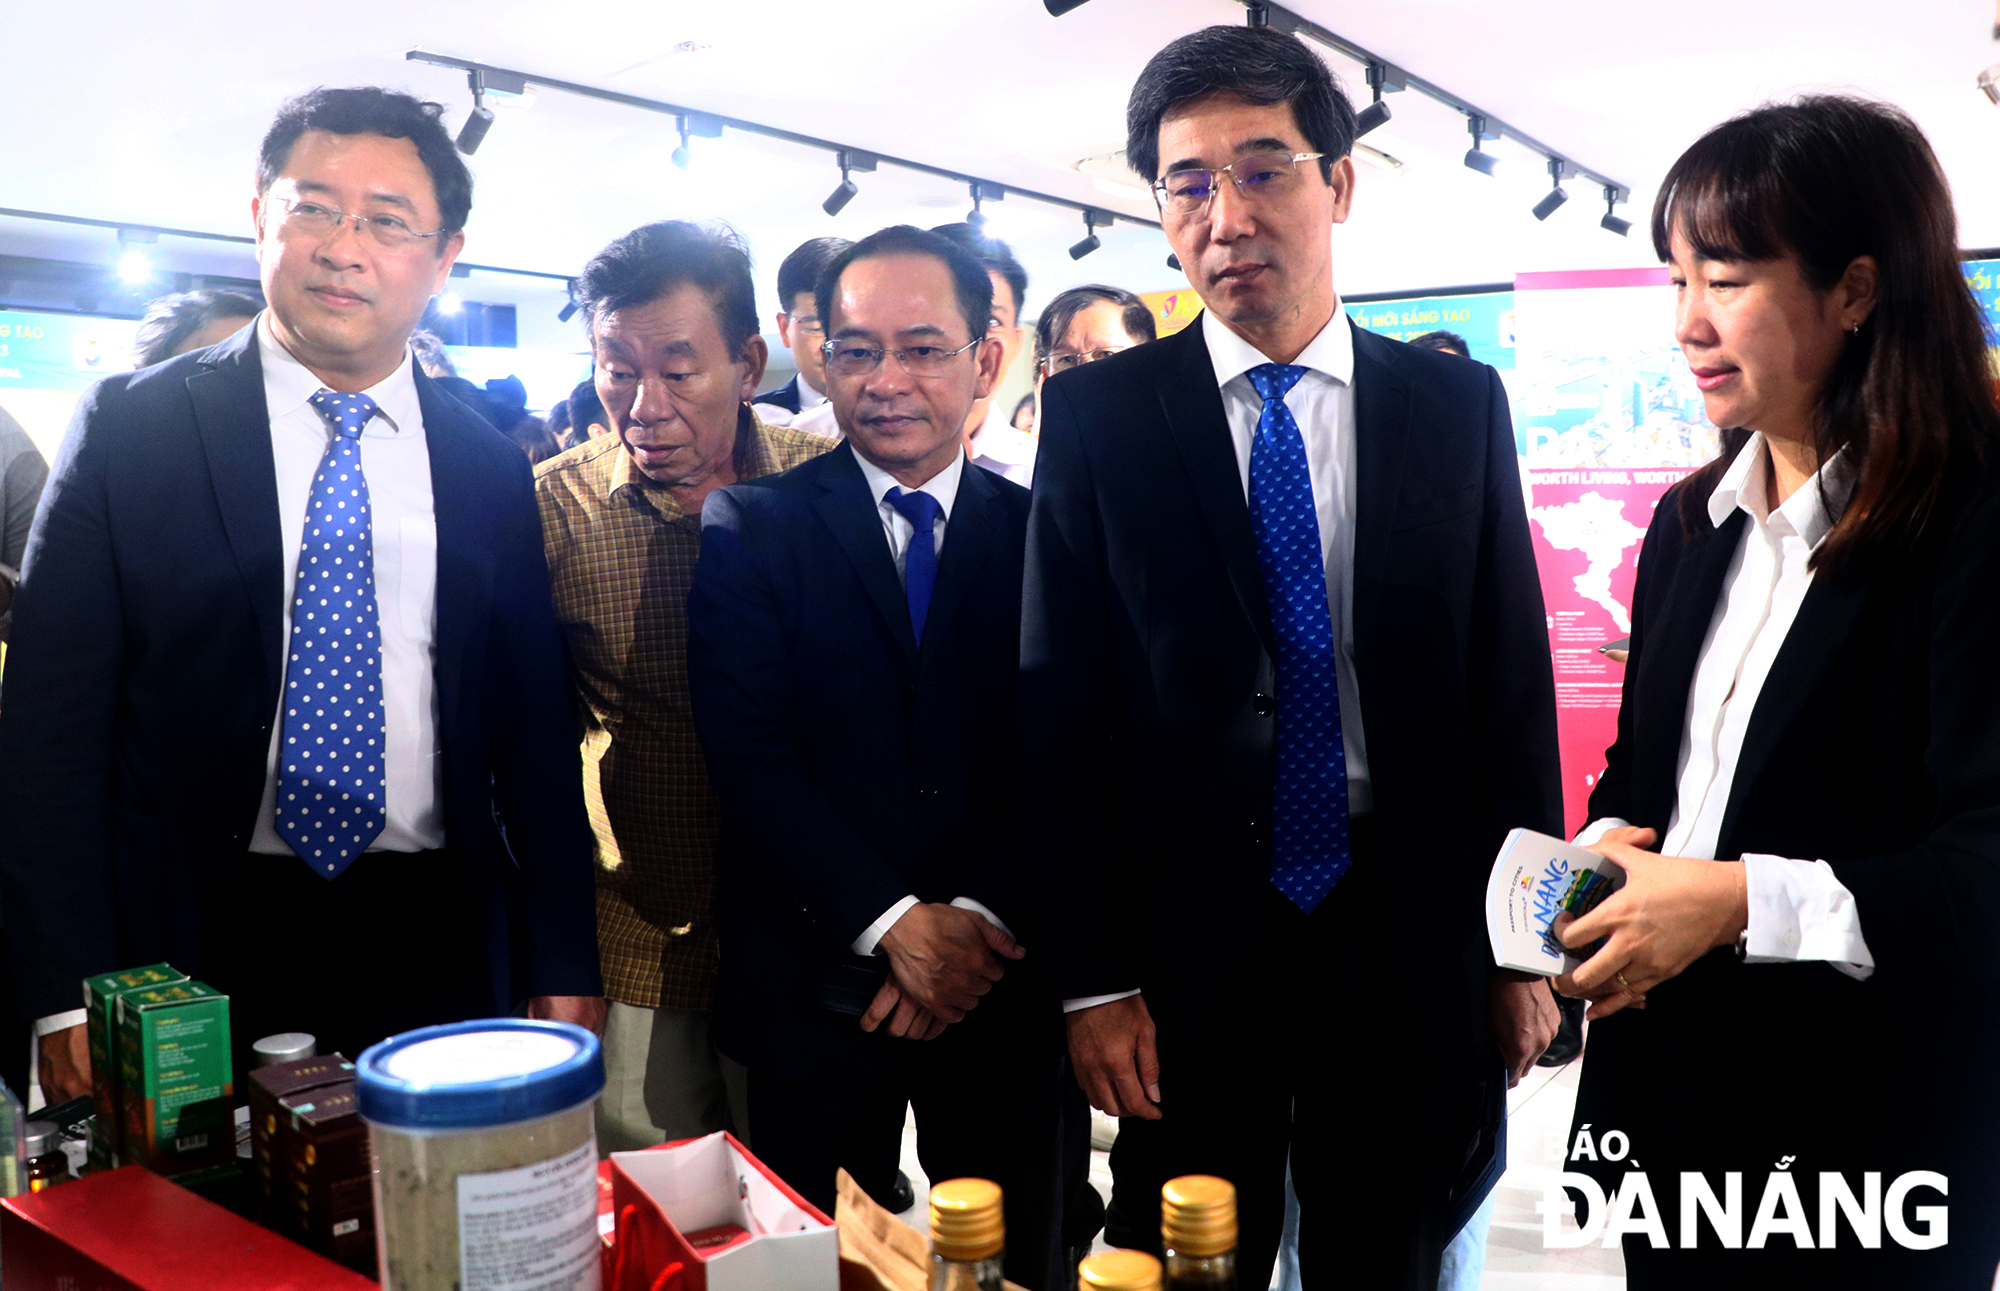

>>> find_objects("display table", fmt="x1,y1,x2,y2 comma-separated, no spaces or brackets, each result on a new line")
0,1165,375,1290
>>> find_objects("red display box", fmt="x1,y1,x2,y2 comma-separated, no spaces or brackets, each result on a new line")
0,1165,377,1290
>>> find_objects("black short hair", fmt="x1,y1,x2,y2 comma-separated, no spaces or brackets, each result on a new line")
816,225,993,349
133,289,260,367
1033,285,1158,365
257,87,473,240
1126,26,1353,185
929,223,1028,320
776,237,853,315
568,377,608,435
1407,330,1471,358
575,220,760,362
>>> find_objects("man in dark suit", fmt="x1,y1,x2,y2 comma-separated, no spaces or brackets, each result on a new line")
689,225,1068,1290
0,87,602,1100
749,236,850,428
1023,27,1562,1289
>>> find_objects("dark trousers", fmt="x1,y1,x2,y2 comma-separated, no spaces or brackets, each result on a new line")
212,849,494,1073
1105,825,1454,1291
742,999,1076,1291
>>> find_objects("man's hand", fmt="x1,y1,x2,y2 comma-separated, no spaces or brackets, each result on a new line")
1553,826,1748,1021
527,995,609,1035
878,904,1024,1022
858,979,948,1041
1489,973,1560,1087
1066,994,1161,1121
39,1024,90,1103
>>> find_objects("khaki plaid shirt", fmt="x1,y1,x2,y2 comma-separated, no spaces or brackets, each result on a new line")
535,412,833,1010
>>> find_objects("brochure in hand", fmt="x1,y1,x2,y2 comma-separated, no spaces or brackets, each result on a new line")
1486,828,1627,976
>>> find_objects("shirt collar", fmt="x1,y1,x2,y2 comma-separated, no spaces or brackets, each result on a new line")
1203,307,1355,393
257,311,421,437
796,378,828,411
1707,430,1855,546
854,443,965,522
967,411,1038,466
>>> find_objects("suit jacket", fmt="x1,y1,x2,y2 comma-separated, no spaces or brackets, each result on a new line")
1572,465,2000,1236
687,442,1032,1082
0,327,601,1021
1022,313,1559,1154
751,375,804,416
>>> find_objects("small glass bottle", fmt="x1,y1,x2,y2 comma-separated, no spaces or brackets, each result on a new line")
23,1121,66,1192
1079,1249,1163,1291
930,1178,1006,1291
1162,1175,1237,1289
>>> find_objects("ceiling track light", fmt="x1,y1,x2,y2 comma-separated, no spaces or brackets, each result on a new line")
1167,253,1182,272
1600,185,1632,237
967,179,1004,229
456,71,492,155
1463,114,1498,176
1355,61,1402,138
672,112,722,171
822,149,877,217
1043,0,1095,11
1533,157,1570,221
1070,209,1113,260
672,118,692,170
116,227,157,285
557,278,580,322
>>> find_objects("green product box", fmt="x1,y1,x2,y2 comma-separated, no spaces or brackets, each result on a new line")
82,962,187,1164
115,981,233,1174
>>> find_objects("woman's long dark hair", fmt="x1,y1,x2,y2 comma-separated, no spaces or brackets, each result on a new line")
1656,96,1999,569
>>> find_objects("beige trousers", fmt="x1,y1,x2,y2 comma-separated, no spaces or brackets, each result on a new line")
595,1001,749,1156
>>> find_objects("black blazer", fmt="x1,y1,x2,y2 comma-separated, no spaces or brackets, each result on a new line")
1021,313,1559,1082
1573,465,2000,1257
0,327,601,1020
752,375,804,416
688,443,1032,1081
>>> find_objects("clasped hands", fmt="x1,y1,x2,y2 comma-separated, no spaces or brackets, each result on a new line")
859,903,1023,1041
1552,826,1749,1020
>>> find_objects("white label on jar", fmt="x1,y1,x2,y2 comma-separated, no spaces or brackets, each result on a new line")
456,1138,603,1291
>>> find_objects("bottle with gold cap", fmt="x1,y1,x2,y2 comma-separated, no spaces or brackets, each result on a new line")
1161,1175,1238,1289
1079,1248,1164,1291
930,1178,1007,1290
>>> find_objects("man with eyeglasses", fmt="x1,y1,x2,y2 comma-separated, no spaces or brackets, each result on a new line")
751,236,850,438
1023,25,1562,1289
688,224,1073,1290
931,224,1037,486
0,87,603,1101
1032,284,1160,414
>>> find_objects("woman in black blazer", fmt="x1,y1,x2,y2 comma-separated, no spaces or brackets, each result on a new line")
1553,97,2000,1288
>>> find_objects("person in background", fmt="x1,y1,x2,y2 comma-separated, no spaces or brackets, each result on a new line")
408,328,457,379
0,403,49,640
1009,392,1035,435
1557,95,2000,1289
1406,329,1470,358
752,236,852,434
547,395,575,449
931,223,1035,484
567,376,612,443
1033,283,1158,394
505,414,559,466
1023,27,1561,1287
688,225,1073,1288
0,86,602,1096
536,220,832,1154
132,288,261,367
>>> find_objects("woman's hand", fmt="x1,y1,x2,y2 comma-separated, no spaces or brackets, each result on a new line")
1552,826,1748,1020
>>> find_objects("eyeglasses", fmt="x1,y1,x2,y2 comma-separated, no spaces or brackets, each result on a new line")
1040,346,1129,376
787,313,824,337
267,194,445,250
1152,151,1326,218
820,337,982,378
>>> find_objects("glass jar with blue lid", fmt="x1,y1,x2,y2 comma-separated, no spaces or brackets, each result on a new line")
357,1019,605,1291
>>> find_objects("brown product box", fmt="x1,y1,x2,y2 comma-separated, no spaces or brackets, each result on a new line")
80,963,187,1163
114,981,233,1175
276,1081,375,1275
246,1055,353,1223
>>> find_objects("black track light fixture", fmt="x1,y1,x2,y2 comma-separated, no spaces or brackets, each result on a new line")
1070,209,1112,260
822,149,877,217
967,180,1003,229
1463,114,1498,176
557,279,579,323
1600,185,1631,236
1533,157,1570,221
1044,0,1094,12
1167,253,1182,272
456,71,494,155
1356,61,1402,139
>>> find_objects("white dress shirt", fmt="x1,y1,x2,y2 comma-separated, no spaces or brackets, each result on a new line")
249,314,444,856
751,375,829,429
967,408,1038,486
1577,432,1874,978
842,447,1011,956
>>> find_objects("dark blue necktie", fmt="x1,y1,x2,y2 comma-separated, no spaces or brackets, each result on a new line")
1246,363,1351,913
884,486,943,645
276,390,389,880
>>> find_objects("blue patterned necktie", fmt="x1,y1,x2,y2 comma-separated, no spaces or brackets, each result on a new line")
1246,363,1351,912
884,486,943,645
276,390,389,879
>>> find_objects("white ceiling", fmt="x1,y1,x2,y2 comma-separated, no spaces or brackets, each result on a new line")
5,0,1998,354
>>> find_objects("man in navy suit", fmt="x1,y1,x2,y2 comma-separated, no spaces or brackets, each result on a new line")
688,225,1069,1290
0,87,602,1100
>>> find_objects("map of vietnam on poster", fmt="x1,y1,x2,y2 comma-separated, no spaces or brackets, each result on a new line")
1513,268,1714,833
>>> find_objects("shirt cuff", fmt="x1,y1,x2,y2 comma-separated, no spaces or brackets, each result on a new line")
1062,990,1142,1014
1741,854,1876,981
949,896,1012,941
35,1009,86,1038
852,895,919,957
1573,817,1632,847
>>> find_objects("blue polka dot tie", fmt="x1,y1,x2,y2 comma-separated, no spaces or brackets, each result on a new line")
884,486,943,646
1247,363,1350,913
276,390,388,879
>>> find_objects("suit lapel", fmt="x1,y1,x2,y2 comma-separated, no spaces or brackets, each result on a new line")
1349,327,1414,647
417,370,493,741
185,329,285,702
1631,509,1745,825
813,443,920,665
1159,315,1273,652
923,463,1001,664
